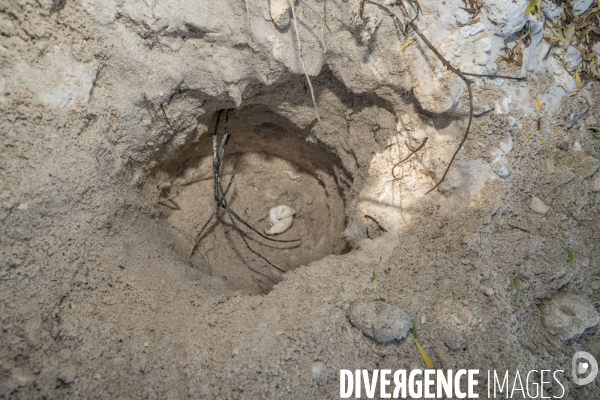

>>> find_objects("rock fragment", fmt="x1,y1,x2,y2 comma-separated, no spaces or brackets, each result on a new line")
483,0,528,37
572,0,594,15
480,286,494,297
543,294,600,341
530,196,550,215
269,0,291,30
348,301,412,343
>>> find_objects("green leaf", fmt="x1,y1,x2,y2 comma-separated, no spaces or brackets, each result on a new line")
566,249,574,265
370,270,377,283
553,187,558,193
536,303,543,310
525,0,536,15
588,126,600,139
514,278,521,305
411,325,418,339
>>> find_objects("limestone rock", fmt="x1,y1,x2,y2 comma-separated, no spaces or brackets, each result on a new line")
490,137,514,178
543,294,600,340
269,0,291,30
482,0,528,37
348,301,412,343
572,0,594,15
491,149,511,178
530,196,549,215
413,75,463,114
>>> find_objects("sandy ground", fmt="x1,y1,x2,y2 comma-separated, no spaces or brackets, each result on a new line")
1,0,600,398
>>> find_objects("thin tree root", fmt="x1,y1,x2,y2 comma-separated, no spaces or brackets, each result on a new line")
188,110,299,275
392,137,428,180
289,0,323,128
362,0,525,193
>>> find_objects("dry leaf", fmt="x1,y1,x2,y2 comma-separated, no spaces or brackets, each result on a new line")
534,97,542,113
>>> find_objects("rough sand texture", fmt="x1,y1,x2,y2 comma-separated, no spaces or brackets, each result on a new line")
1,0,599,398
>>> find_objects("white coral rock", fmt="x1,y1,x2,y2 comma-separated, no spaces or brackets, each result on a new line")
265,205,296,235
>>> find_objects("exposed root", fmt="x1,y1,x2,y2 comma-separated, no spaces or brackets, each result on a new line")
391,138,428,180
289,0,324,128
363,0,525,194
188,110,300,275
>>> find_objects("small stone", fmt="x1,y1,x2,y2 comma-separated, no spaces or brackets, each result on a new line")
312,362,327,378
543,294,600,341
269,0,291,30
490,148,512,178
480,286,494,296
530,196,550,215
589,171,600,192
348,301,412,343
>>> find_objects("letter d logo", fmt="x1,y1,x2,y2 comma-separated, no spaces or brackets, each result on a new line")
572,351,598,386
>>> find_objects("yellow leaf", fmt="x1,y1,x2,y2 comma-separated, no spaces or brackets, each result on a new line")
399,40,414,53
534,97,542,113
525,0,536,15
539,139,545,145
473,32,488,42
574,69,583,89
414,339,434,369
524,130,530,138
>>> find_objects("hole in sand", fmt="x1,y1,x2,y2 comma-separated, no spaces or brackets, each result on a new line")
163,106,349,294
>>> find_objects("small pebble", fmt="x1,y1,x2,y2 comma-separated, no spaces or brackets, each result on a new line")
348,301,412,343
480,286,494,296
530,196,550,215
543,294,600,341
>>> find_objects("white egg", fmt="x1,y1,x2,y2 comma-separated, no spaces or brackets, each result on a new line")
265,205,296,235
